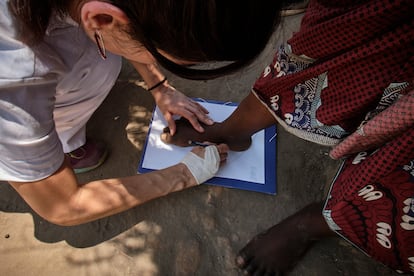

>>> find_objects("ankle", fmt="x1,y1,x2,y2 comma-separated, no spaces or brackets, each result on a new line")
291,202,333,241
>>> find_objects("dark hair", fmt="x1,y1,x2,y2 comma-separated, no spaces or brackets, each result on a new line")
8,0,290,80
8,0,70,46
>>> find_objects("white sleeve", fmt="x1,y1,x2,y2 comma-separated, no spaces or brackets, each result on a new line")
0,83,65,182
0,2,65,181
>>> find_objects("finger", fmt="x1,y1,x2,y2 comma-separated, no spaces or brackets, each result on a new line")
187,99,209,114
219,150,228,158
197,113,214,125
215,144,229,161
180,101,210,125
215,143,230,154
174,108,205,133
186,104,214,125
219,153,228,163
189,142,228,164
192,101,209,114
186,115,205,133
164,113,176,136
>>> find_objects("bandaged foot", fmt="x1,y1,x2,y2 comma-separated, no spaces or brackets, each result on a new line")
180,145,220,184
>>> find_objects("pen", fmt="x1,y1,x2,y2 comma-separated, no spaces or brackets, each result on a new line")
188,140,210,147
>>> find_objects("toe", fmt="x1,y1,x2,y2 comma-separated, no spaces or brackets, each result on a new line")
160,132,171,144
236,255,247,268
237,250,257,270
162,126,170,134
244,262,259,275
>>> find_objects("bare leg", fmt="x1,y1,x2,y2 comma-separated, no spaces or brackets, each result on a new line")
235,202,336,275
161,92,276,151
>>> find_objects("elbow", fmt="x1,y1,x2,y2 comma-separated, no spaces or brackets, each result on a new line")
35,204,85,227
44,215,80,227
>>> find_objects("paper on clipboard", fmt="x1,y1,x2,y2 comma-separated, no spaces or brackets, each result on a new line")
138,100,277,194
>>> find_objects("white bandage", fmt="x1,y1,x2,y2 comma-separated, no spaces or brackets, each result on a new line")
180,145,220,184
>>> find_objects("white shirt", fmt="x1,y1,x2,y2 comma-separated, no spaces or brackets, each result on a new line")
0,0,121,181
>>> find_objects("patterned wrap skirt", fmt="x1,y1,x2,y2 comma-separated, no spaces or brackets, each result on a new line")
252,0,414,273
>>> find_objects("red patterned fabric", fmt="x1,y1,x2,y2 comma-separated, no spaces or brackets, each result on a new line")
324,132,414,273
251,0,414,273
330,89,414,159
253,0,414,134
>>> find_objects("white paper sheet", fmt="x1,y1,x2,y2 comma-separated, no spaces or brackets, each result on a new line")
140,101,266,184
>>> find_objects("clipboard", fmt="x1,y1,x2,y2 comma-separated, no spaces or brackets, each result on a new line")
138,99,277,195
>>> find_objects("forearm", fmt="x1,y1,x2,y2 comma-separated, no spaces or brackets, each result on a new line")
72,164,194,224
10,161,195,226
130,61,168,93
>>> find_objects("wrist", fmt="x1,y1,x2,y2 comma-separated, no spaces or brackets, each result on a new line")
150,79,173,102
147,77,167,92
177,163,198,187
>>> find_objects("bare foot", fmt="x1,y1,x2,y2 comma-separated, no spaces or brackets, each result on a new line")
235,202,334,275
161,118,252,151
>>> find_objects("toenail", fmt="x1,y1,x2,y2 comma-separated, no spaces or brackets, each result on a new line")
160,133,169,141
235,255,245,266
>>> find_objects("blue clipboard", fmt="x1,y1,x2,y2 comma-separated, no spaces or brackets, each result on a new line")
138,99,277,195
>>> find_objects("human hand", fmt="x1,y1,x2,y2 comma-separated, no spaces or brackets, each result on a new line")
180,143,229,184
151,85,214,135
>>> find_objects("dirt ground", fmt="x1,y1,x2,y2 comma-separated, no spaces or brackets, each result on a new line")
0,12,402,276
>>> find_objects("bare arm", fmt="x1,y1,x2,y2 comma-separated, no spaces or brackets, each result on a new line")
9,159,194,226
9,144,228,226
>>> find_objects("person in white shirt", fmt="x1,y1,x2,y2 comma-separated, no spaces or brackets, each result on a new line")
0,0,284,226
